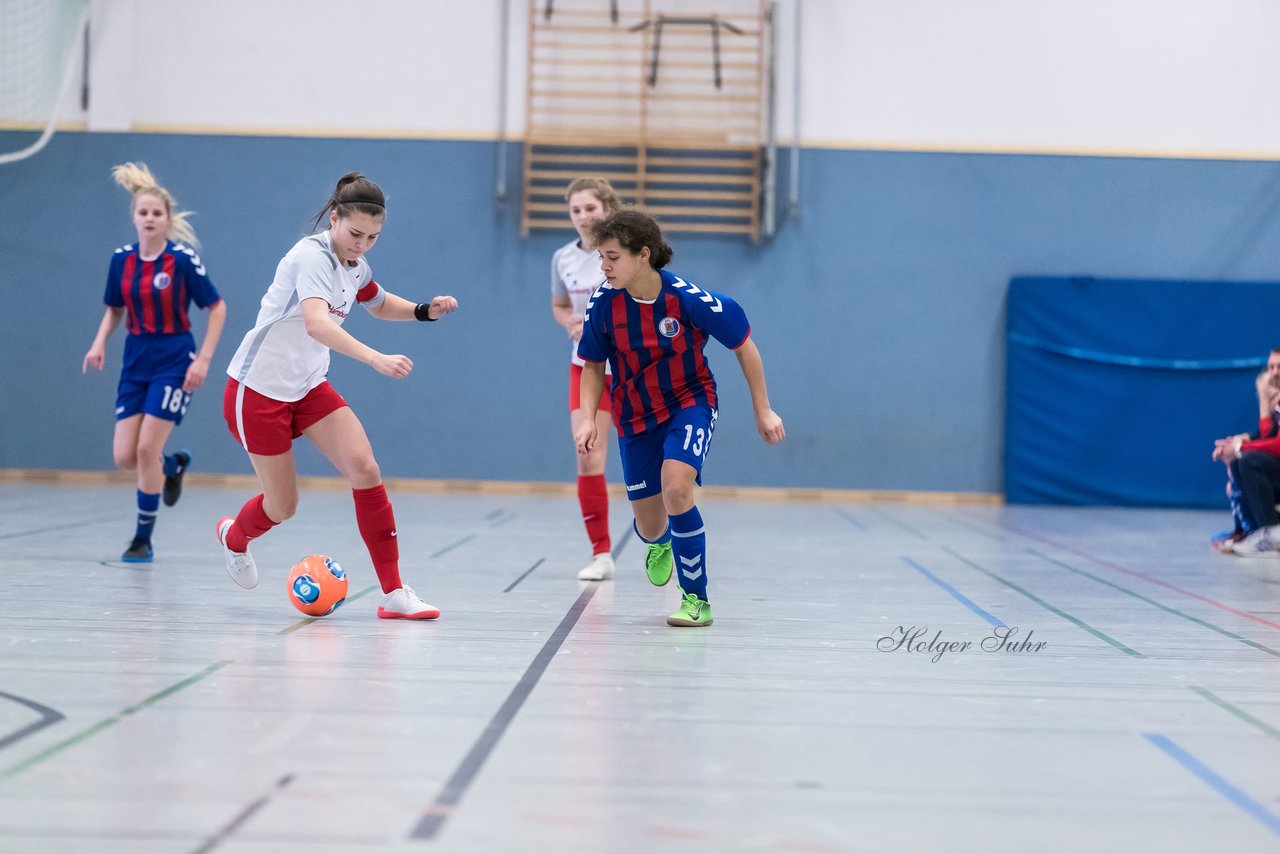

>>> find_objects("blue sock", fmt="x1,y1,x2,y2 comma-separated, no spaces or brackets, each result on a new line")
162,453,180,478
633,518,671,545
135,490,160,542
669,506,707,601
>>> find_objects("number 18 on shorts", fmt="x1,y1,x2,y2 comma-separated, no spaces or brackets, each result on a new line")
115,376,191,424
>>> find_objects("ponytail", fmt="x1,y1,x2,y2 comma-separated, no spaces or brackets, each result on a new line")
311,172,386,232
111,161,199,248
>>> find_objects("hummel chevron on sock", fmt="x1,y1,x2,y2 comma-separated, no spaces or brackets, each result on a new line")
669,505,707,601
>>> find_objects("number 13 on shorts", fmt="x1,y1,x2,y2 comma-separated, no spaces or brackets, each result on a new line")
680,406,717,460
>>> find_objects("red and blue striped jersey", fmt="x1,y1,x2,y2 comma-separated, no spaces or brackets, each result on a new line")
103,241,221,335
577,269,751,436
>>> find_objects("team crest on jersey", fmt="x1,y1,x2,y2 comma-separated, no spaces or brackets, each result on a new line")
153,272,172,291
658,316,681,338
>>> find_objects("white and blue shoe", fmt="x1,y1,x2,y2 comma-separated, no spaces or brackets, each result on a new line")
1225,525,1280,557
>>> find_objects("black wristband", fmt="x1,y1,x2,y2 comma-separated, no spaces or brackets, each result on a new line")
414,302,437,322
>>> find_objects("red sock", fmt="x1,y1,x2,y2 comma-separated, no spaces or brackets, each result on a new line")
577,474,611,555
227,494,277,553
353,484,402,593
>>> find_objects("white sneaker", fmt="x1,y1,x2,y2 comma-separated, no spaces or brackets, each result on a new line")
578,552,616,581
1228,525,1280,558
377,586,440,620
216,517,259,589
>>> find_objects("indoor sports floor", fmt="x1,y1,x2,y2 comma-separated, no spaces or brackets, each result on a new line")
1,481,1278,853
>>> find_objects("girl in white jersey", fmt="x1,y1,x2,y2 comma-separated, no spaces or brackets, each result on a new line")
217,173,458,619
550,178,620,581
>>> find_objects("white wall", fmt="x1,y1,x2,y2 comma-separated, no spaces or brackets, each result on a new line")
56,0,1280,156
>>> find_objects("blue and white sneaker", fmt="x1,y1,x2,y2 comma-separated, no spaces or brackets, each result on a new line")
1225,525,1280,557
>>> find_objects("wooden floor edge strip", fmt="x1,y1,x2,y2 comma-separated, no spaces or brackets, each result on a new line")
0,468,1003,505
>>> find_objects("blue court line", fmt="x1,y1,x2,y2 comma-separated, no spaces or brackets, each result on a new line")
901,557,1004,627
833,507,866,530
1145,733,1280,838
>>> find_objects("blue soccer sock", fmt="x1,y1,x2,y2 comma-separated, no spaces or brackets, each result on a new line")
669,505,708,601
633,518,671,545
135,490,160,542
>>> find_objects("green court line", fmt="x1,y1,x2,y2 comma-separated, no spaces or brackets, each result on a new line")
1028,548,1280,659
430,533,477,559
0,660,232,780
1190,686,1280,740
278,584,380,635
929,509,1008,542
943,547,1143,657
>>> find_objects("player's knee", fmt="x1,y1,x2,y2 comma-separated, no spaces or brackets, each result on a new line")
661,481,695,515
348,457,381,488
113,450,137,471
270,496,299,521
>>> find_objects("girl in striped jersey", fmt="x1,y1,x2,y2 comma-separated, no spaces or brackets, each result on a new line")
575,211,785,627
216,173,457,620
82,163,227,563
550,178,619,581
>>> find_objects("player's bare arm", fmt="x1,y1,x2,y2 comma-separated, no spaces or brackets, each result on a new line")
734,337,785,445
300,296,412,379
183,299,227,391
83,306,126,373
551,294,583,340
574,360,606,455
369,291,459,321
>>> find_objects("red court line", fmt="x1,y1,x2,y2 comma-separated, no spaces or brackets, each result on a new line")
984,519,1280,632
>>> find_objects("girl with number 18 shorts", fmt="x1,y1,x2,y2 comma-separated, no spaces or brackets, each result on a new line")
82,163,227,564
217,173,458,620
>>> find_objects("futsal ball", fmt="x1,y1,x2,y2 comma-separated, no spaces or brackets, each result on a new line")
286,554,348,616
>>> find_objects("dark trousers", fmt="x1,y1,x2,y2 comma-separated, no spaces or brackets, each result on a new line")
1228,451,1280,531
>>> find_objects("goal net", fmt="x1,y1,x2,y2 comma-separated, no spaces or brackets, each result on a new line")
0,0,89,165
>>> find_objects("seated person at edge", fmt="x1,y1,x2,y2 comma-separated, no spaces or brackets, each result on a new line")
1213,346,1280,555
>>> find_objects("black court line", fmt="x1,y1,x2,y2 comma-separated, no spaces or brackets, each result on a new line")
867,505,928,539
0,514,119,541
190,773,295,854
410,583,599,841
610,524,634,560
503,558,545,593
0,691,65,752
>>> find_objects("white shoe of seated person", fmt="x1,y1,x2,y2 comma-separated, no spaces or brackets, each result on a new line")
1228,525,1280,557
377,586,440,620
578,552,616,581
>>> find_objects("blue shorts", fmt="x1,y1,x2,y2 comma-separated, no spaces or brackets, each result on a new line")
116,375,192,423
618,405,718,501
115,332,196,423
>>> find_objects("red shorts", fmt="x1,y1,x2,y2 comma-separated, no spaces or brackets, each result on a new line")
569,363,612,413
223,378,348,456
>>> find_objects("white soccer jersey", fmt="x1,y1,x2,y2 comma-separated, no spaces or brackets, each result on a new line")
551,238,609,370
226,231,385,401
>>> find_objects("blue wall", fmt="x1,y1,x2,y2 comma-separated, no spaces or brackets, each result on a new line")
4,131,1280,494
